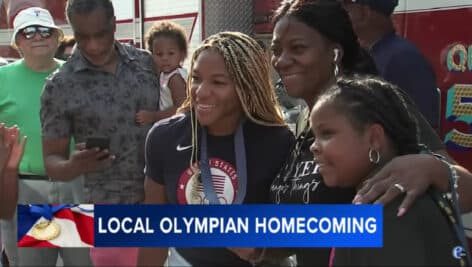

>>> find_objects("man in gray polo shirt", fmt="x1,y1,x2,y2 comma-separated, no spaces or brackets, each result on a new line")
40,1,159,264
41,0,159,204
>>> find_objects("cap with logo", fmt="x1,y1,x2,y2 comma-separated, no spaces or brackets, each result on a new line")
11,7,63,46
351,0,399,16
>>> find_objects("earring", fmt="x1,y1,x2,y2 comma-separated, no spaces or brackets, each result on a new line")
334,63,340,77
333,48,340,62
333,49,340,77
368,148,381,164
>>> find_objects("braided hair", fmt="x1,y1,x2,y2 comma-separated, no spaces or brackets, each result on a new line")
178,32,286,203
273,0,377,76
316,75,420,155
179,31,285,127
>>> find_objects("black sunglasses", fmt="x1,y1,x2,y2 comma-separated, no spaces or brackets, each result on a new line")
20,26,53,40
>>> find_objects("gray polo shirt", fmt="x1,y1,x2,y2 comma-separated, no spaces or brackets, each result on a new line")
41,42,160,204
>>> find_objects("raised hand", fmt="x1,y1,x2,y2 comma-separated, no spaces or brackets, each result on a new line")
5,126,27,171
0,123,12,170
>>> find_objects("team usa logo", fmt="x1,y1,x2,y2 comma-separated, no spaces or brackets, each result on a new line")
177,158,238,204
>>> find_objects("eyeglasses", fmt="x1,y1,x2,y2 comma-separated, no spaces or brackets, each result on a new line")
20,26,53,40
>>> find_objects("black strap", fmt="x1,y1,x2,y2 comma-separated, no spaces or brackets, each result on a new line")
449,186,472,265
18,174,49,180
200,122,247,204
420,148,472,266
431,191,472,266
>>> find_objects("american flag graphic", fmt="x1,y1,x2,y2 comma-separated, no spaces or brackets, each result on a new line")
17,204,94,247
196,174,227,194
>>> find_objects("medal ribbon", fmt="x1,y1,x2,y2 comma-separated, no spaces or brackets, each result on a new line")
29,204,71,220
200,120,247,204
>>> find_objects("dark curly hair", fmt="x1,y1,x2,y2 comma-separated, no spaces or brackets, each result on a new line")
145,20,188,58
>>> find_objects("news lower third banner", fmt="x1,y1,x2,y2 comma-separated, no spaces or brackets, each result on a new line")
18,204,383,248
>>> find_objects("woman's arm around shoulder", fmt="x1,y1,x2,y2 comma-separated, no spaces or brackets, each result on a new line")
354,150,472,215
352,105,472,215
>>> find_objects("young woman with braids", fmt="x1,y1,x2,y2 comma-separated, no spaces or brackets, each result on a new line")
231,0,472,265
310,76,470,266
137,31,295,266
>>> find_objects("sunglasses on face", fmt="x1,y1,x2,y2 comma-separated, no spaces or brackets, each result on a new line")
20,26,53,40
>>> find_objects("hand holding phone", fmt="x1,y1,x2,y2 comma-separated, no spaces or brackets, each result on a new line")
85,137,111,161
85,137,110,150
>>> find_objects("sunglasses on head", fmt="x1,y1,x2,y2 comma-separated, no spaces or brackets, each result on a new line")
20,26,53,40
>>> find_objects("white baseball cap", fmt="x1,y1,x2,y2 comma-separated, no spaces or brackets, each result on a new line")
11,7,63,46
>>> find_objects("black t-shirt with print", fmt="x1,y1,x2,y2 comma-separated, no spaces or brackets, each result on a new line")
270,128,356,266
145,113,295,266
270,128,356,205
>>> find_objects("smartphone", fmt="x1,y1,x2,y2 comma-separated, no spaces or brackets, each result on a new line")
85,137,110,150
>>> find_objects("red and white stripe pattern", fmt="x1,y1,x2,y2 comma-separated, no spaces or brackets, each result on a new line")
395,0,472,13
18,204,94,248
196,174,227,195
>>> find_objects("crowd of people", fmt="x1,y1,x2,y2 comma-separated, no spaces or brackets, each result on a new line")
0,6,91,267
0,0,471,266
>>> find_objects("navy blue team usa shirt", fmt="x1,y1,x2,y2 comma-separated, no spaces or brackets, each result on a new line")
145,113,295,266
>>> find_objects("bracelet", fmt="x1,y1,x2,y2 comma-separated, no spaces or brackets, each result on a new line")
432,153,460,200
447,163,460,201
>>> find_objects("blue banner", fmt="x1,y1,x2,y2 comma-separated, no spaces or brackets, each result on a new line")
94,204,382,247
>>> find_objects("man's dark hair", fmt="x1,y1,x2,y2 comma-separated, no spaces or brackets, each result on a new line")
356,0,398,16
66,0,115,24
273,0,377,76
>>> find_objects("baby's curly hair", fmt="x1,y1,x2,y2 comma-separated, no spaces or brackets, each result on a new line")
145,20,188,58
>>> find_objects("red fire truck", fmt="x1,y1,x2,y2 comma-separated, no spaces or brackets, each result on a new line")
3,0,468,170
